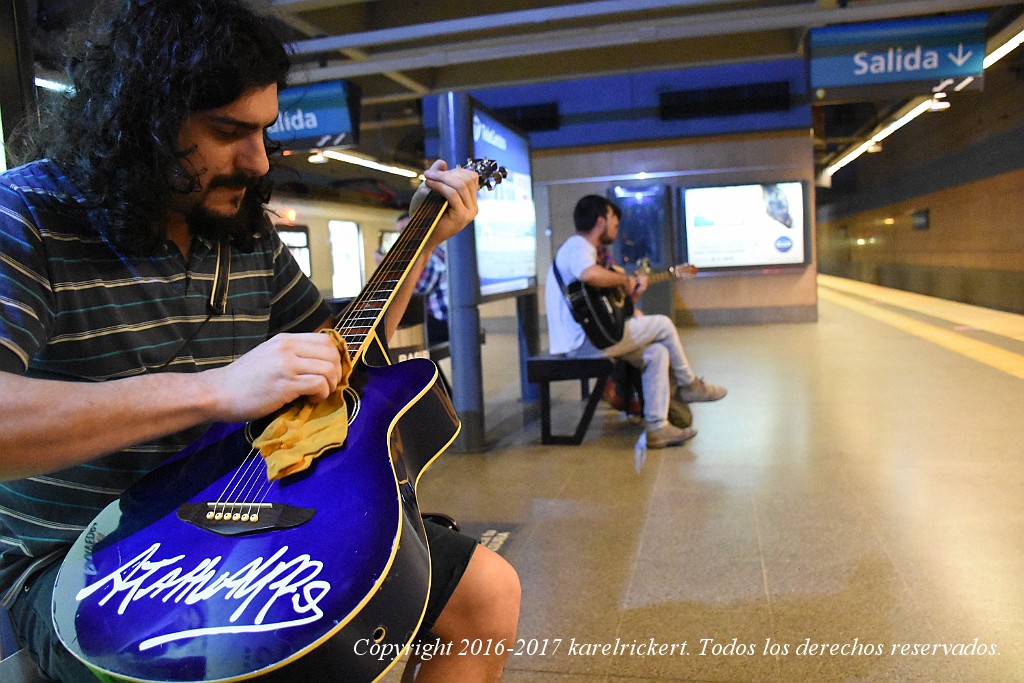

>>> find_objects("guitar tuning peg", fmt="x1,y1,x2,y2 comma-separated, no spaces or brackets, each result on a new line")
464,158,505,190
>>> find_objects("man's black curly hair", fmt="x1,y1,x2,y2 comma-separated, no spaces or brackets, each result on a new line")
573,195,621,233
23,0,290,253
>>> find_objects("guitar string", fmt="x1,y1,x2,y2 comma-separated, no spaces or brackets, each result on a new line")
336,199,431,341
245,451,269,518
211,447,269,517
334,193,445,362
202,195,446,513
210,450,255,514
246,458,276,518
211,448,263,514
332,159,495,355
235,450,271,508
203,170,483,513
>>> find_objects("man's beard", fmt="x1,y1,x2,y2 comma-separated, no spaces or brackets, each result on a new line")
186,176,271,248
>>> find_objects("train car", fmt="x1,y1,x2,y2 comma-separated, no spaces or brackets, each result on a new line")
267,193,405,301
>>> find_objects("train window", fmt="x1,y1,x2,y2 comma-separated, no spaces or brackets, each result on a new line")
277,226,312,278
329,220,364,298
378,229,400,254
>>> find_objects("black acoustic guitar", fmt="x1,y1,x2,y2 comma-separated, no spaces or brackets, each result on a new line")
565,260,697,348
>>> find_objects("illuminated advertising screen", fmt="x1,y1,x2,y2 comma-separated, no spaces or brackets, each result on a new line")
680,181,809,269
470,106,537,300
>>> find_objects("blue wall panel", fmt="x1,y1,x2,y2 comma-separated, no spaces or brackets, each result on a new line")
425,59,812,154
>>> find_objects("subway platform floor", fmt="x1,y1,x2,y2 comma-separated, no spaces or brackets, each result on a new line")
395,275,1024,682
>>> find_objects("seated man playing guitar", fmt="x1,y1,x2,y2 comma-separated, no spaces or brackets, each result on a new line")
545,195,727,449
0,1,518,681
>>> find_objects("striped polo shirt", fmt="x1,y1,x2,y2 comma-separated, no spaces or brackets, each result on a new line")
0,159,332,603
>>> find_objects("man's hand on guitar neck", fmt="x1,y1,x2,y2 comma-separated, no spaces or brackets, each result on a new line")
411,159,481,252
381,159,481,340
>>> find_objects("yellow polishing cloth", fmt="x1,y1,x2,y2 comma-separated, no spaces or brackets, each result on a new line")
253,329,354,481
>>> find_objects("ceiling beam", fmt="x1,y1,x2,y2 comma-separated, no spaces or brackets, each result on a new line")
267,2,428,96
288,0,1021,84
290,0,748,55
429,33,800,94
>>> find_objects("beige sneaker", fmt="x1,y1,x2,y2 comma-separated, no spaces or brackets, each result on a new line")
677,377,727,403
646,423,697,448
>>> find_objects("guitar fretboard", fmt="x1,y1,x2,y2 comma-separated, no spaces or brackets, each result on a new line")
641,264,697,286
334,193,448,362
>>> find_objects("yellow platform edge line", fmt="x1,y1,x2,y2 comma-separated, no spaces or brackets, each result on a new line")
819,287,1024,381
817,274,1024,344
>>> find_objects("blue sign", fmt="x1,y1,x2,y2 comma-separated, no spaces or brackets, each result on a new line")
267,80,360,150
810,13,986,90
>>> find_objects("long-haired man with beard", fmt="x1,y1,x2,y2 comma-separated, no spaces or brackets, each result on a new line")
0,1,519,680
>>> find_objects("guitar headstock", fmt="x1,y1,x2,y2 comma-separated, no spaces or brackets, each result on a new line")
464,158,508,190
669,263,698,279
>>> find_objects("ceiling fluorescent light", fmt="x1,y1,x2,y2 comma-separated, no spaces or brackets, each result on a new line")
954,77,975,92
871,98,933,142
827,16,1024,180
984,26,1024,68
321,150,421,178
824,139,875,177
825,97,934,178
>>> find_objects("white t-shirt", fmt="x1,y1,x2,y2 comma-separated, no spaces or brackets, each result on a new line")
545,234,597,355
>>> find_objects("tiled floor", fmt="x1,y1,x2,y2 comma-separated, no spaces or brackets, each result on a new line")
399,276,1024,681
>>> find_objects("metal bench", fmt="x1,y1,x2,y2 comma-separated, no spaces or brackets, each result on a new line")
526,354,614,445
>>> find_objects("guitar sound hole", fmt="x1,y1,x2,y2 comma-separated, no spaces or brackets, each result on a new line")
372,626,387,644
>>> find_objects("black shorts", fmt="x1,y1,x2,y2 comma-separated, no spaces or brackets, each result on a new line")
12,522,477,681
421,520,479,632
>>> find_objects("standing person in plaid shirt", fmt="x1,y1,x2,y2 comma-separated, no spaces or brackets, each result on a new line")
392,213,450,345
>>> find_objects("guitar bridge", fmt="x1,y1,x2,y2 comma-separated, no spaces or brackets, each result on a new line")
177,502,315,536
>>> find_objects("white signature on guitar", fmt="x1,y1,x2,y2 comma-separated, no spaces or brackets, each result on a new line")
76,542,331,651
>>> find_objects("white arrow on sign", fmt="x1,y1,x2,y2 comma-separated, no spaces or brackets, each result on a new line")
948,43,973,67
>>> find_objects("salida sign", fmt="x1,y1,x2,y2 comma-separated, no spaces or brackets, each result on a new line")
267,80,360,151
852,44,965,76
810,13,986,92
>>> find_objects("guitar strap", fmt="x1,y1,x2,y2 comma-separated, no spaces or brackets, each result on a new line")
551,240,630,349
154,240,231,369
209,239,231,315
550,243,573,303
551,241,586,318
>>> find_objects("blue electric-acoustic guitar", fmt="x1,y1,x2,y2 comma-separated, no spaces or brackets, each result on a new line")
51,160,507,683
